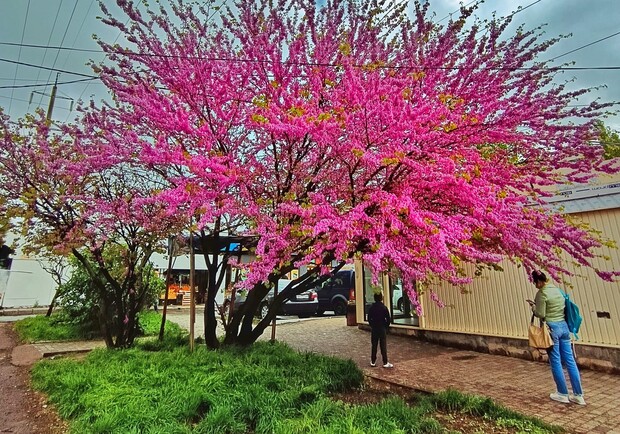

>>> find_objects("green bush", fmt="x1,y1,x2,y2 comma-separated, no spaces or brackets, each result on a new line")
136,311,183,337
53,256,100,335
55,248,165,335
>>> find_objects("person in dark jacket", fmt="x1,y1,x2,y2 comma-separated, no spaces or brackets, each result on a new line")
0,239,14,270
368,292,393,368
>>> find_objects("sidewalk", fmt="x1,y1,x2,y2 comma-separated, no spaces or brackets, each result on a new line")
18,316,620,434
267,317,620,434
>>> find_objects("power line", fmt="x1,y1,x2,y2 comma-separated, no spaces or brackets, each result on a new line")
1,44,619,72
0,57,97,78
0,77,98,90
67,0,231,122
436,0,480,24
32,0,65,108
39,0,80,117
0,77,52,82
0,94,72,111
507,0,543,20
0,47,620,84
549,30,620,62
44,1,80,86
467,0,543,39
8,0,31,114
435,0,542,29
73,13,130,120
59,0,96,73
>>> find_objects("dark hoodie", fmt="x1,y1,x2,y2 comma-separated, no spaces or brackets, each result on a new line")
368,301,391,331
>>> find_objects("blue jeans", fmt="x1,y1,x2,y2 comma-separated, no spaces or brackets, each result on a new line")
547,321,583,395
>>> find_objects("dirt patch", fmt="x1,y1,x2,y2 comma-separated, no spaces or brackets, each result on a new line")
331,376,419,405
432,411,525,434
0,323,68,434
332,376,528,434
11,344,44,366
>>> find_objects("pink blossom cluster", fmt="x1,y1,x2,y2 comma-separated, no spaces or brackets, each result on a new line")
2,0,618,311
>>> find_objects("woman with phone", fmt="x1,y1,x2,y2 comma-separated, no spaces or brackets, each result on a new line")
530,270,585,405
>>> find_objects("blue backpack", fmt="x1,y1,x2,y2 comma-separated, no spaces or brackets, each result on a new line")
562,290,583,340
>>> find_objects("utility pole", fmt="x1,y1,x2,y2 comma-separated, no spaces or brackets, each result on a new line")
30,73,73,123
46,73,59,123
189,226,196,352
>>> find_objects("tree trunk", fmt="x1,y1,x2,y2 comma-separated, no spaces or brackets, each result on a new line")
222,260,344,346
223,282,267,345
71,248,145,349
204,261,220,349
158,248,175,341
98,299,114,348
45,292,58,317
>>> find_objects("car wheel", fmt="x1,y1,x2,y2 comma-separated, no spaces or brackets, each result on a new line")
397,298,403,311
259,303,270,319
333,300,347,316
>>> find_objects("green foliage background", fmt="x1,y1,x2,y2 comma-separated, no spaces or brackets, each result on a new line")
596,120,620,159
54,247,164,334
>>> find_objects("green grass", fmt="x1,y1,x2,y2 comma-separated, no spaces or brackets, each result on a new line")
32,341,366,434
137,311,184,337
13,311,182,343
30,340,561,434
13,314,94,342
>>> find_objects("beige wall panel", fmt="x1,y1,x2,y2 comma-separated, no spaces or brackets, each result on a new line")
421,261,533,338
556,209,620,346
420,208,620,347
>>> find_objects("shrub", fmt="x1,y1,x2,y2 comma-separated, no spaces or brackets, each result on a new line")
55,248,165,339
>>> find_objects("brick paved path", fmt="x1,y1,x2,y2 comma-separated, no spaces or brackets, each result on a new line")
267,317,620,434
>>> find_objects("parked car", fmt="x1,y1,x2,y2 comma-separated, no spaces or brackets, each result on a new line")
315,270,356,315
228,279,318,319
392,284,405,311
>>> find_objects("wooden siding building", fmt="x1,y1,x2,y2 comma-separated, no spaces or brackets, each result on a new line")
354,174,620,373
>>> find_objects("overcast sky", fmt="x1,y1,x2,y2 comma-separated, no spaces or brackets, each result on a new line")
1,0,619,128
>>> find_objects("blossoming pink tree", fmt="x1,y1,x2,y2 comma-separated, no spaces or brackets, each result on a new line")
7,0,616,347
0,110,181,347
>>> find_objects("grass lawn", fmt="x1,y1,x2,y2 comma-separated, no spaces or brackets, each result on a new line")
30,338,560,434
13,311,181,343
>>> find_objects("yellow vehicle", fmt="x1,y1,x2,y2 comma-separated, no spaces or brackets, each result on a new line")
159,272,190,305
159,270,206,305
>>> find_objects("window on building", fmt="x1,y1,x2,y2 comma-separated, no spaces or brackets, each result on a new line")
362,265,377,321
389,274,419,326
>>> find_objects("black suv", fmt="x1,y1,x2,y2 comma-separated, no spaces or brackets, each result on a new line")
316,270,355,315
228,279,318,319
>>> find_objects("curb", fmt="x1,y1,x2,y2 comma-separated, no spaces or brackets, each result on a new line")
364,372,434,395
40,348,95,358
0,307,50,316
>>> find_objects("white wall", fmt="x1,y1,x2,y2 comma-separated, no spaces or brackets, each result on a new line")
1,258,57,308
